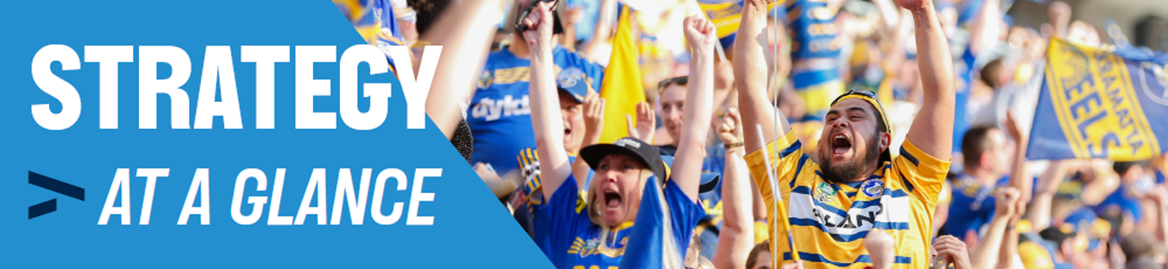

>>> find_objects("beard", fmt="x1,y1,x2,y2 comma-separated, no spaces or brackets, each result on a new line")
819,133,882,184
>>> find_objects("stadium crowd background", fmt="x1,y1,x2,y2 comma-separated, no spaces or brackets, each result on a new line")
336,0,1168,268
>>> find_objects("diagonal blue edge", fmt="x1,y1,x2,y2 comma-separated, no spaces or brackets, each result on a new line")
0,0,551,267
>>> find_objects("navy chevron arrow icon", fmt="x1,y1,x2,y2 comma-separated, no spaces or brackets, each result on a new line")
28,171,85,219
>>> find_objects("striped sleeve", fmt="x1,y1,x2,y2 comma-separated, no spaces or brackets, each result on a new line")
893,141,952,205
744,132,806,210
518,148,542,205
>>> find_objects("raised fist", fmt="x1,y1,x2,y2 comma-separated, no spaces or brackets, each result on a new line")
683,15,718,56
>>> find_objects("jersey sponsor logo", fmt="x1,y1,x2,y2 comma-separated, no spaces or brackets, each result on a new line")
470,95,531,121
810,202,884,230
813,181,836,203
861,179,884,198
568,236,626,258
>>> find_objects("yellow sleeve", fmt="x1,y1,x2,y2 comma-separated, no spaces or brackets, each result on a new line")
744,132,806,206
743,132,807,264
893,141,952,205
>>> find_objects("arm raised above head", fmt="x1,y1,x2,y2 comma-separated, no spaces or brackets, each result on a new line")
734,0,791,155
898,0,956,160
522,2,573,201
673,15,719,201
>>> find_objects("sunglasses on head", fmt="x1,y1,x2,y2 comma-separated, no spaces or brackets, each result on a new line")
657,76,688,89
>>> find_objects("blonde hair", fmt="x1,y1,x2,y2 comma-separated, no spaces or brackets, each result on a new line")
584,167,684,268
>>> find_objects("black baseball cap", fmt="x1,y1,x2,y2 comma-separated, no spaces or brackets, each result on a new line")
581,137,667,184
580,137,720,193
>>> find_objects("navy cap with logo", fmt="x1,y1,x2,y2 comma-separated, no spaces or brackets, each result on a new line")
580,137,720,193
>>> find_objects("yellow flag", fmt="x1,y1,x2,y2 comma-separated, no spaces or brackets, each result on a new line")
599,7,645,143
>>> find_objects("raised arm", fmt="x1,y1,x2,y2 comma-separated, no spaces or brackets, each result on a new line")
735,0,791,154
421,0,507,138
674,15,719,201
1005,111,1032,211
1149,186,1168,241
524,1,573,201
1049,2,1072,40
712,109,754,269
571,93,604,188
971,187,1020,269
898,0,956,159
1028,160,1072,230
871,0,903,36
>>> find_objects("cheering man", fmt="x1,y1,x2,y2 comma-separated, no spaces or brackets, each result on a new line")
733,0,955,267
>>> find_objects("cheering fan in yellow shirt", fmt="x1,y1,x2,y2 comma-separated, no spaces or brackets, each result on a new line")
731,0,956,267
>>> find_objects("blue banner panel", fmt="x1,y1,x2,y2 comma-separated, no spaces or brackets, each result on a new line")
0,0,551,267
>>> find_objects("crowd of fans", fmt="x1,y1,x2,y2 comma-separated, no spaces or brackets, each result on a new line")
342,0,1168,268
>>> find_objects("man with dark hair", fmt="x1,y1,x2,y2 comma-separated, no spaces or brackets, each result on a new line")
655,76,689,156
733,0,963,266
942,123,1026,240
978,58,1006,90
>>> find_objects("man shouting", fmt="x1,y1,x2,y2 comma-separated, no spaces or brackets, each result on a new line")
732,0,956,267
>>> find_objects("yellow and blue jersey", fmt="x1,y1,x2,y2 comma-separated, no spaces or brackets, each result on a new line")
467,46,604,173
535,173,704,269
785,0,846,120
786,0,843,60
746,132,950,268
941,174,1009,238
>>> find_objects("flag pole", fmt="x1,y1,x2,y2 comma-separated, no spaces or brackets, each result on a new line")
756,124,799,263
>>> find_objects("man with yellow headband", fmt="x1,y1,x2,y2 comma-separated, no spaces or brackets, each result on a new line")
732,0,955,267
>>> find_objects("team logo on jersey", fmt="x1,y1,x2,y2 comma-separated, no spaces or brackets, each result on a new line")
861,179,884,197
814,181,836,203
557,67,584,89
477,70,493,89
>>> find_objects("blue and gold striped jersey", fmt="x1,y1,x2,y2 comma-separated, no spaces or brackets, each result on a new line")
746,132,951,268
785,0,846,119
467,46,604,174
786,0,843,60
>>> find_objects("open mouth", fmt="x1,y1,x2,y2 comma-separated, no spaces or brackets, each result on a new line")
831,133,853,156
564,127,572,136
603,189,623,209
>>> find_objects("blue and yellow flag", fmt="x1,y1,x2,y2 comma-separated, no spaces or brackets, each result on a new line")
599,6,645,143
334,0,410,72
1027,38,1168,161
695,0,780,39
